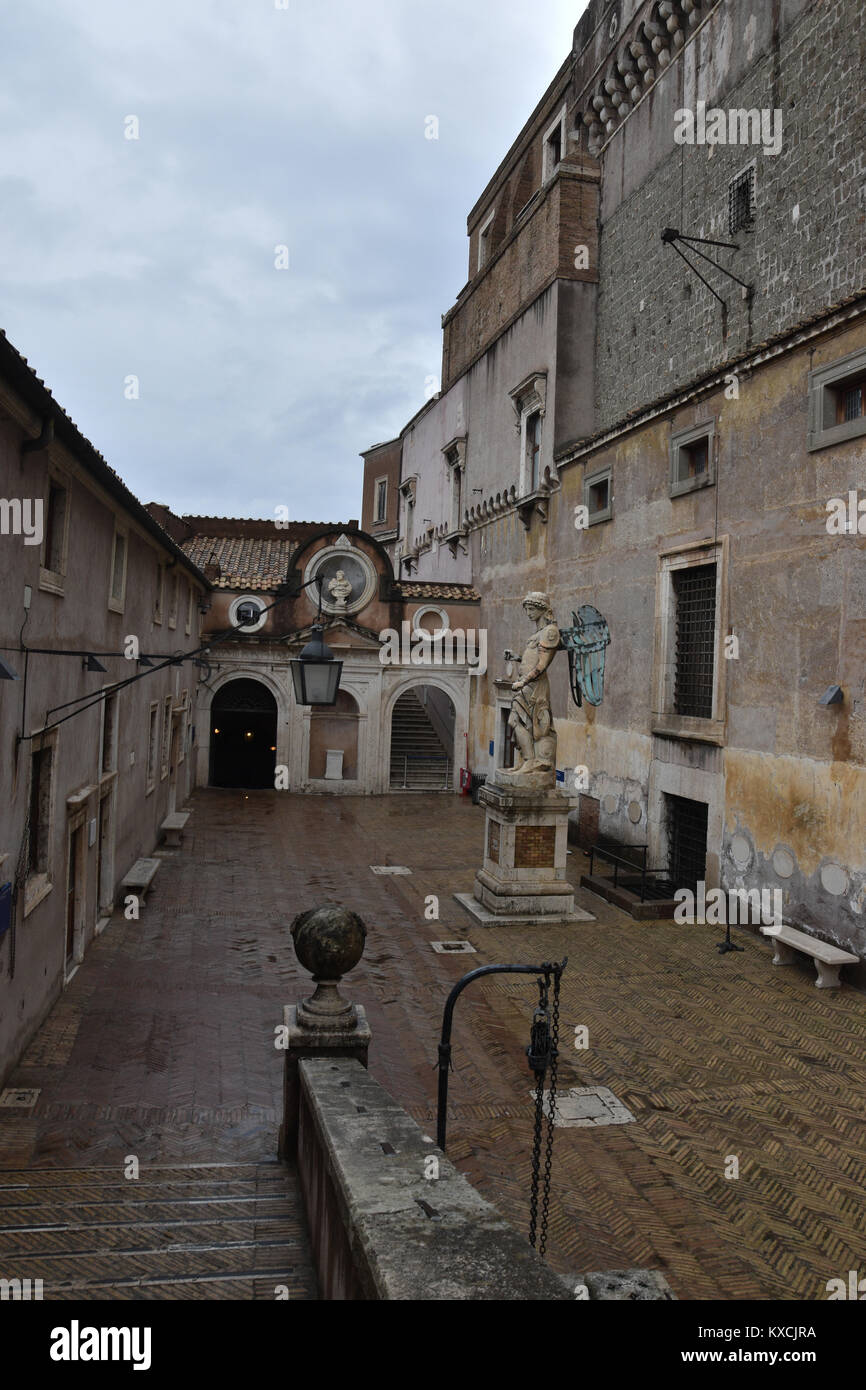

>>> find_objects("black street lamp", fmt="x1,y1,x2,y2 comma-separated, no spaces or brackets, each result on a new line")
289,577,342,706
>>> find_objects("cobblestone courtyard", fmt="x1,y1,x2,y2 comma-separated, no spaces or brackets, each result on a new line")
2,788,865,1299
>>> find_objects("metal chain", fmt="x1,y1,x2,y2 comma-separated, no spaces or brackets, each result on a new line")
538,968,560,1256
528,1064,545,1249
527,973,548,1249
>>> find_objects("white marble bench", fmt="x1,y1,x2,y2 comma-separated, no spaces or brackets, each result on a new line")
762,922,858,989
160,811,190,848
119,857,160,906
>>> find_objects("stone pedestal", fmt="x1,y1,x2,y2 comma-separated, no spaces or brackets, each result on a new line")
455,779,591,926
278,903,372,1158
278,1002,371,1158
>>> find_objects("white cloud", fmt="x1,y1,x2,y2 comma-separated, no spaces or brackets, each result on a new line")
0,0,585,520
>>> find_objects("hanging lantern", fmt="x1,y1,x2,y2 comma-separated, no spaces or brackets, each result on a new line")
290,624,343,706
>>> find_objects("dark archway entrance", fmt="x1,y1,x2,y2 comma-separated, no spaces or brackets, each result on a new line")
209,679,278,789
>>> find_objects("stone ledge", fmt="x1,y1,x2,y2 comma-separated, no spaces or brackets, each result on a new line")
298,1056,571,1300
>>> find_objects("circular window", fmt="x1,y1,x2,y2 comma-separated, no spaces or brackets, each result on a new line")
411,605,450,639
304,544,377,616
229,594,267,634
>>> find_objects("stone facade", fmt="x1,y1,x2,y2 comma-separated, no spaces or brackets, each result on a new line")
360,0,866,966
0,335,207,1086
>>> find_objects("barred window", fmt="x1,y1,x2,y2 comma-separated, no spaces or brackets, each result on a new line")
672,563,717,718
728,165,755,236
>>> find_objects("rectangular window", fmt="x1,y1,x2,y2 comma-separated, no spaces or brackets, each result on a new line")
583,467,612,525
375,479,388,523
146,703,159,792
672,563,717,718
526,411,542,492
42,482,68,576
161,697,172,779
542,106,566,182
28,746,53,876
168,570,179,628
109,530,126,608
477,209,495,270
670,422,715,497
186,585,194,635
153,564,164,623
101,693,118,775
728,164,755,235
808,348,866,451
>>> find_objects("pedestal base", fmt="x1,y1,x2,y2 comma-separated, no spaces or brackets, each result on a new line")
454,891,593,927
458,779,594,927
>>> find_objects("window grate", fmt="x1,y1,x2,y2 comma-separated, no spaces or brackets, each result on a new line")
672,563,716,718
843,384,864,422
666,794,708,893
728,166,755,235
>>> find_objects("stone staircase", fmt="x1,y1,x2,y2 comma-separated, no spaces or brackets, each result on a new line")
0,1161,316,1300
389,690,453,791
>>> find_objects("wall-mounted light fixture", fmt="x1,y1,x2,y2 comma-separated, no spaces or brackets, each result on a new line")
818,685,844,706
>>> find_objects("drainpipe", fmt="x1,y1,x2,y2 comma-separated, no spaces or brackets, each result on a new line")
21,417,55,459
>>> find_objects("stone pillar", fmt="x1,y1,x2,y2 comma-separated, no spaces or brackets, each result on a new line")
456,780,586,925
278,905,372,1159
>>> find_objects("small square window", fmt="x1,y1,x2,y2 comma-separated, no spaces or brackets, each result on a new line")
584,467,612,525
670,422,715,497
728,165,755,235
542,106,566,183
808,348,866,451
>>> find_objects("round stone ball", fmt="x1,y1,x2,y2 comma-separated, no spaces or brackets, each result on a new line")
291,905,367,980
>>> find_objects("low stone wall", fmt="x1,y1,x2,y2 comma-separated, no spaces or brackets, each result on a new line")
296,1056,571,1300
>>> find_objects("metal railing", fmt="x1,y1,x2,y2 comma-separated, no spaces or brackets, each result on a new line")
587,841,670,903
393,753,451,790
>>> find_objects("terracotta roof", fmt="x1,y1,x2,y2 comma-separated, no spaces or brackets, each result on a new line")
398,582,481,601
181,534,295,590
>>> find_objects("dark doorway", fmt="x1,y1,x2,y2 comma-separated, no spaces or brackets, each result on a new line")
209,679,278,789
665,794,708,892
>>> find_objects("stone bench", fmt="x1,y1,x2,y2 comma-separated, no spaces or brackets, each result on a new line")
160,811,190,848
762,922,858,989
119,857,160,906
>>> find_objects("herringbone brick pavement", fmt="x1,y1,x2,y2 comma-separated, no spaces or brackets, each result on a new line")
1,788,864,1300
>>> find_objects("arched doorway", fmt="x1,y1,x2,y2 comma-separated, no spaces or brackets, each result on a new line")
209,678,278,789
389,685,455,791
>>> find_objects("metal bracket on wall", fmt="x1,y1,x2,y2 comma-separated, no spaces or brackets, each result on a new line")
660,226,752,309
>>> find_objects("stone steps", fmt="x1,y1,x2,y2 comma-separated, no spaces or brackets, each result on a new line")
0,1162,316,1300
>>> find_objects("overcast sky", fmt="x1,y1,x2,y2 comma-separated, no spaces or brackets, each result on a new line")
1,1,585,524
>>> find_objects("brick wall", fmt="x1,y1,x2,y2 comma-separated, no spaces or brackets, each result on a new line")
593,0,866,431
443,165,599,390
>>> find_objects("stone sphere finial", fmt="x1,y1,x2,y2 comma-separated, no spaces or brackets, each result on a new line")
291,905,367,1030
